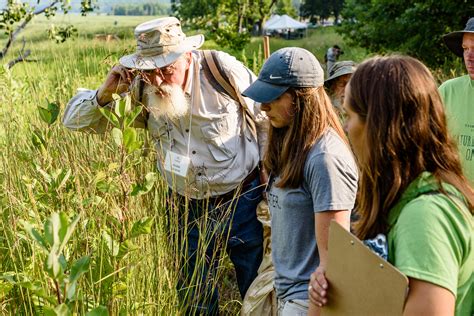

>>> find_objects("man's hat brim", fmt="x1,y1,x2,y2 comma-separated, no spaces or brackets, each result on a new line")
119,34,204,70
443,31,472,57
325,67,355,85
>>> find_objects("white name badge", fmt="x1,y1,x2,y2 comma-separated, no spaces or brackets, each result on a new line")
164,150,190,177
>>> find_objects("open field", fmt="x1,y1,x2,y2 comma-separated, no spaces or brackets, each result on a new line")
0,14,467,315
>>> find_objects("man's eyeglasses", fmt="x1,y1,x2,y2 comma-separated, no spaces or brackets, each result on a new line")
137,56,185,78
158,60,179,76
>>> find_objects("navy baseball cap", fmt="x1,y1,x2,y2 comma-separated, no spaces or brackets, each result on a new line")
243,47,324,103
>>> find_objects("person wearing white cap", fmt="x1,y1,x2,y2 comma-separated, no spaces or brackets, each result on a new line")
63,17,268,315
439,17,474,184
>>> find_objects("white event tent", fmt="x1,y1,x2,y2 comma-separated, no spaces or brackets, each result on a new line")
264,14,307,38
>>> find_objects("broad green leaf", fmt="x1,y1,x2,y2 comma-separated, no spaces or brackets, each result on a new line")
117,240,139,259
44,213,60,248
31,130,47,149
102,231,119,257
112,281,127,296
86,306,108,316
58,212,69,245
114,94,132,118
115,97,125,118
21,220,48,249
38,102,59,125
0,280,13,299
55,169,72,191
93,171,107,183
98,107,120,127
45,249,63,279
69,256,91,284
0,272,16,283
130,183,144,196
124,106,143,127
54,304,71,316
123,127,140,153
129,217,154,239
66,281,77,301
38,107,52,124
36,167,52,184
112,93,122,102
130,172,157,196
96,180,112,193
111,128,122,147
144,172,158,191
59,214,80,252
124,94,132,114
43,306,57,316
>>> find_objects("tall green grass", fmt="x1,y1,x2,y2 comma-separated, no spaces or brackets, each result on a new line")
1,15,244,314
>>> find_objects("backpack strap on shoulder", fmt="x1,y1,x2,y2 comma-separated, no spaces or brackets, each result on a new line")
202,50,258,142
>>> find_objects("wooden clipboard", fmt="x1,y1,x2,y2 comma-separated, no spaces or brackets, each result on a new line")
321,221,409,316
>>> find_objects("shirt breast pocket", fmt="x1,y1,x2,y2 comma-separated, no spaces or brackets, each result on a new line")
201,116,238,162
149,120,171,142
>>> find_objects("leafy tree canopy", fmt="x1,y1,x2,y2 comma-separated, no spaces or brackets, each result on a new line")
300,0,344,23
172,0,296,51
339,0,474,67
0,0,95,67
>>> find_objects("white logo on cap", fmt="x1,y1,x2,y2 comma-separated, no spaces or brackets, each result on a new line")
269,75,282,79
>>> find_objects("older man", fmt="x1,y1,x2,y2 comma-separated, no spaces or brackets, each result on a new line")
439,17,474,184
63,17,267,315
324,60,356,120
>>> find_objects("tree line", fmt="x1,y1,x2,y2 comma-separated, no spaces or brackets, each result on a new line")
112,3,171,16
1,0,472,68
172,0,472,66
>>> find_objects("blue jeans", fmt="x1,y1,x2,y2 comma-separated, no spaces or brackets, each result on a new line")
176,176,264,315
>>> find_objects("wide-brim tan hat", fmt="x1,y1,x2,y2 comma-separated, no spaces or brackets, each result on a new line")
324,61,356,86
119,17,205,70
443,17,474,57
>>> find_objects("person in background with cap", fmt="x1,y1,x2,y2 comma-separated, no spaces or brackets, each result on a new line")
63,17,267,315
324,61,356,121
324,45,343,73
439,17,474,184
242,47,358,315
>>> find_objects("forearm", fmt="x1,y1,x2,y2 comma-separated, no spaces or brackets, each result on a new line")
314,210,350,268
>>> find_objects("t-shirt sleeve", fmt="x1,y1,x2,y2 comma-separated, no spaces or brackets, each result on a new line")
305,152,358,212
391,197,466,296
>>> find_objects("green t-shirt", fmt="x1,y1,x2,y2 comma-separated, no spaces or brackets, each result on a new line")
388,172,473,316
439,75,474,184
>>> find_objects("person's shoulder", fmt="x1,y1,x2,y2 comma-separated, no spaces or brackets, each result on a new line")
397,191,472,231
306,130,358,172
439,75,470,91
312,129,351,156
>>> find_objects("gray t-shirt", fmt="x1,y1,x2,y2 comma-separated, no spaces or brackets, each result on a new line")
267,129,358,301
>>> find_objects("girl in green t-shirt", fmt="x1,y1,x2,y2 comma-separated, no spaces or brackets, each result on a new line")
308,55,474,315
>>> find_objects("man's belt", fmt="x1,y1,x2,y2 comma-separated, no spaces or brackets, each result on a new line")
208,167,260,205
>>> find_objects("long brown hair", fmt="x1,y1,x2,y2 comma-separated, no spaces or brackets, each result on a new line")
264,86,347,188
347,55,474,239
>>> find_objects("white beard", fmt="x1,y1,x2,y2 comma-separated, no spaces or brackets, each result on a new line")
144,83,189,121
